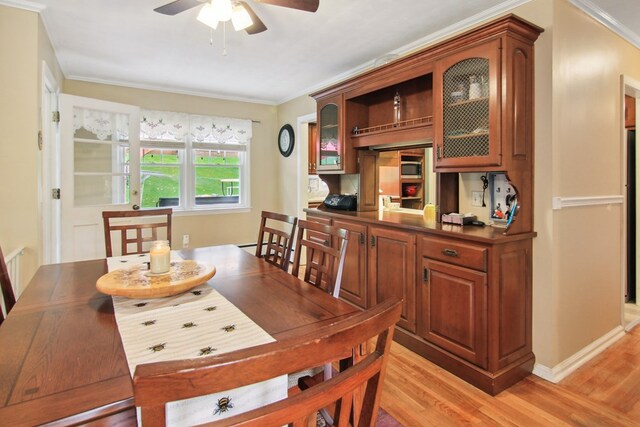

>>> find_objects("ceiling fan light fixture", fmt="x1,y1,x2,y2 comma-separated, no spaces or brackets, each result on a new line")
210,0,233,22
231,4,253,31
197,3,219,29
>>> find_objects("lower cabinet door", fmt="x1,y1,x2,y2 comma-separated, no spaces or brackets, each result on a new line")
420,258,488,368
333,219,367,309
368,226,416,332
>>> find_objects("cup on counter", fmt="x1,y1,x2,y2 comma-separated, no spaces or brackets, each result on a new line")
150,240,171,274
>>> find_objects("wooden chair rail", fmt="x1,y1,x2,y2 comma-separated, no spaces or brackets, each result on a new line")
133,298,401,426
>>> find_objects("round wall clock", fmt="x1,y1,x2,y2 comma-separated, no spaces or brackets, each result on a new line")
278,124,295,157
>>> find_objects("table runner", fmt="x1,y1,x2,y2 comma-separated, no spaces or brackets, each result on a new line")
108,254,287,425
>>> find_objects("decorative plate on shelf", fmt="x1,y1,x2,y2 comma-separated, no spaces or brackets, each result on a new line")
96,260,216,298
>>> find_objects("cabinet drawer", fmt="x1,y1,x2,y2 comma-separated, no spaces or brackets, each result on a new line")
422,237,487,272
305,214,332,245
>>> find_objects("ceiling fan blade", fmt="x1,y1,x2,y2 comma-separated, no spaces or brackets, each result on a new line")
253,0,319,13
241,2,268,34
154,0,204,15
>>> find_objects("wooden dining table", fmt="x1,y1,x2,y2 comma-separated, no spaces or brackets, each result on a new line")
0,245,359,426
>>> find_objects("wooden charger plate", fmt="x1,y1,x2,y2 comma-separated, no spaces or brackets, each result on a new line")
97,260,216,298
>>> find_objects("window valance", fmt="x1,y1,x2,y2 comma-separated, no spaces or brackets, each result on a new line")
140,109,252,145
73,107,130,141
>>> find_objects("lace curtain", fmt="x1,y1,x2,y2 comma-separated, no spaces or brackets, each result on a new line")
141,109,252,144
73,107,130,141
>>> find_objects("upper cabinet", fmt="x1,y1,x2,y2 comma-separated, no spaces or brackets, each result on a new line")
316,94,357,174
434,40,500,169
345,74,433,149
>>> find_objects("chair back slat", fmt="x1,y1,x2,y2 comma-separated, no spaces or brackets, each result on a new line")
255,211,298,271
102,209,173,257
291,219,350,298
0,244,17,325
133,298,402,427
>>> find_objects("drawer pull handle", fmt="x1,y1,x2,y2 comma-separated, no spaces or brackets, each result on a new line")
442,248,458,257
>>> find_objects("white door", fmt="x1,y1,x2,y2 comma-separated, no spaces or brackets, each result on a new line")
60,95,140,262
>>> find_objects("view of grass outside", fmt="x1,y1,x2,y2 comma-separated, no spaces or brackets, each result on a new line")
140,148,241,208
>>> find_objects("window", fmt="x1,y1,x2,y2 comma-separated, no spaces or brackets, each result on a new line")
139,110,251,211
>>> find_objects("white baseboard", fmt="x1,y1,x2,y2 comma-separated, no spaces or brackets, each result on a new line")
532,325,626,383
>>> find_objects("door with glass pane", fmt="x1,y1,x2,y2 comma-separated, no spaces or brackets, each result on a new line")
434,39,501,169
60,95,140,262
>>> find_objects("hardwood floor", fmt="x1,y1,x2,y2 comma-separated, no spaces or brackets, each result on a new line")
380,326,640,426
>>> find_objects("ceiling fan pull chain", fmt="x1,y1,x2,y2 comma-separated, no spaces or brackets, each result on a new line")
223,22,228,56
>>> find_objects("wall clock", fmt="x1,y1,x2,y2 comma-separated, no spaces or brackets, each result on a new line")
278,124,295,157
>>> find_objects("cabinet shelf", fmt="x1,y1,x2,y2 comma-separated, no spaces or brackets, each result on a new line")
352,116,432,136
448,97,489,108
445,131,489,140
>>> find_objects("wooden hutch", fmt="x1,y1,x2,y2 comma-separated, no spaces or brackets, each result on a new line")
307,15,543,395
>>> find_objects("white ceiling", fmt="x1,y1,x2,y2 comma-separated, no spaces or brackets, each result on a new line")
8,0,640,104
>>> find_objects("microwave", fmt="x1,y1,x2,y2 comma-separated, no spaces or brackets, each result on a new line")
401,161,422,178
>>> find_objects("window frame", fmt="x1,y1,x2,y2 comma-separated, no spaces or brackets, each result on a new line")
138,111,251,213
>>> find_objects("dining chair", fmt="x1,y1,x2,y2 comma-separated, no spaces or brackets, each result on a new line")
133,298,402,427
102,208,173,257
255,211,298,271
0,244,17,325
291,219,350,298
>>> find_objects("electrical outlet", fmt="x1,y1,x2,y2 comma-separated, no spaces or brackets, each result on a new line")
182,234,190,248
472,191,483,207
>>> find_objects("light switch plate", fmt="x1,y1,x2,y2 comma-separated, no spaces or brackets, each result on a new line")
472,191,483,207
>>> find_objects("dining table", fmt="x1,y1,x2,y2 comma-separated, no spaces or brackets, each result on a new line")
0,245,359,426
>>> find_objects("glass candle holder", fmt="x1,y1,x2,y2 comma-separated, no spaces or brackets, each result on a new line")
150,240,171,274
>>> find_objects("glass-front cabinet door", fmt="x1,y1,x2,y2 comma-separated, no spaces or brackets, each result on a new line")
434,39,501,170
317,95,343,172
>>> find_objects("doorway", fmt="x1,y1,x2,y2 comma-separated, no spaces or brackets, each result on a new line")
41,62,60,265
623,77,640,330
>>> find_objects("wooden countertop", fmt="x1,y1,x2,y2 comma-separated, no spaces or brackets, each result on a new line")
305,207,536,244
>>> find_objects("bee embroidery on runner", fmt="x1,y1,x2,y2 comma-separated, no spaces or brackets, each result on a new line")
134,302,148,308
191,290,203,296
221,324,236,332
214,396,233,415
182,322,197,328
204,306,217,312
141,320,156,326
199,346,217,356
148,343,166,352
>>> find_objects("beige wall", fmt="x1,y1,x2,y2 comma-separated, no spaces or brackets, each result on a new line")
0,6,62,293
549,0,640,364
63,80,280,248
275,94,316,217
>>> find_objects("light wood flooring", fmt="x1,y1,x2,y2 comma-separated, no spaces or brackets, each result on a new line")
379,326,640,426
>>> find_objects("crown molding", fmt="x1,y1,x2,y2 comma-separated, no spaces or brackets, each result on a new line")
0,0,45,12
570,0,640,49
65,75,277,106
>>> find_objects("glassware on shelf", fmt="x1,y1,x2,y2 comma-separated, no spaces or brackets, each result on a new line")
393,90,401,124
468,75,481,100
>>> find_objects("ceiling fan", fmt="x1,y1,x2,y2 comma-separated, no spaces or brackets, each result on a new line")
154,0,319,35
